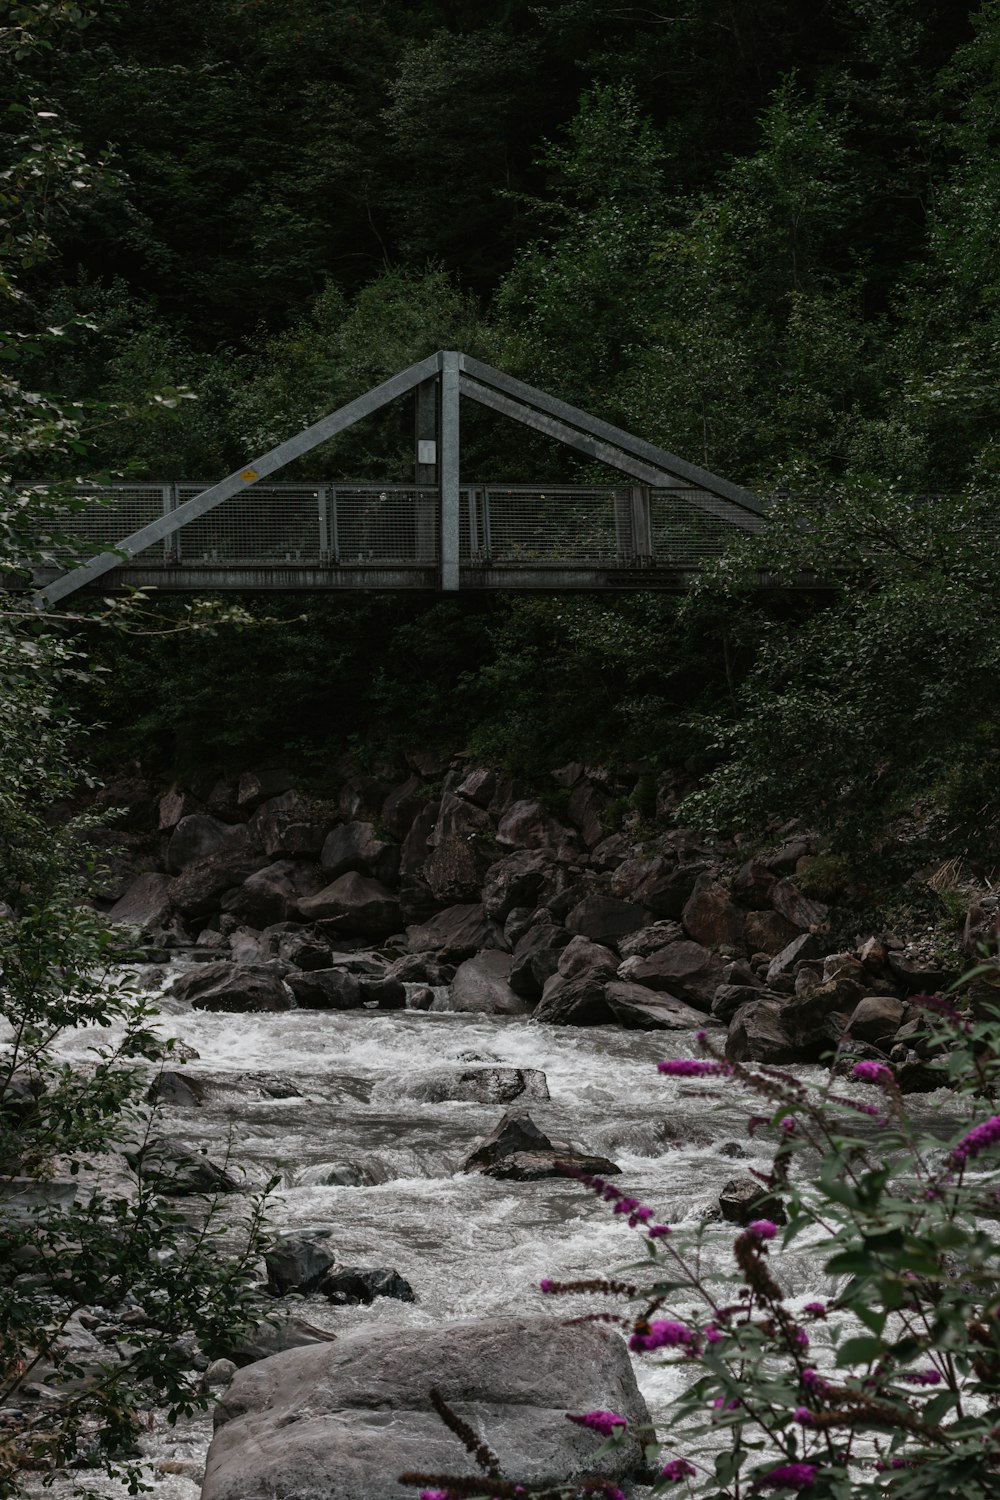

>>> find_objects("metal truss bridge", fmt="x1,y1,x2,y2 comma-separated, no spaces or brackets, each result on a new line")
27,352,769,604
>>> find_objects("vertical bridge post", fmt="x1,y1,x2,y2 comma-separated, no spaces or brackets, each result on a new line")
439,352,460,591
414,378,438,563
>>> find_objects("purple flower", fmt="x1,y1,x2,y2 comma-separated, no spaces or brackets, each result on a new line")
661,1458,697,1482
898,1368,942,1386
629,1320,700,1354
755,1462,818,1490
612,1196,640,1215
803,1301,827,1318
951,1115,1000,1166
792,1326,810,1350
647,1223,673,1239
711,1396,740,1411
629,1205,653,1225
801,1369,831,1396
658,1059,732,1077
703,1323,724,1343
746,1219,778,1241
539,1278,555,1293
792,1407,814,1426
419,1491,452,1499
780,1116,797,1133
852,1060,895,1087
566,1410,628,1437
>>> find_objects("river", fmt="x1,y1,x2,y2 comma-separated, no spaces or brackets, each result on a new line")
49,964,849,1497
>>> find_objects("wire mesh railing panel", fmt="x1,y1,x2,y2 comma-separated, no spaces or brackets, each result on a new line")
649,489,765,565
177,484,322,562
480,486,624,564
333,487,438,564
52,486,166,562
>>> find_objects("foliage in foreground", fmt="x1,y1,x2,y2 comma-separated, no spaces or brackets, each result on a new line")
407,953,1000,1499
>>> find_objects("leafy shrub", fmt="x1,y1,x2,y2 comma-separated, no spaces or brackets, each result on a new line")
407,953,1000,1498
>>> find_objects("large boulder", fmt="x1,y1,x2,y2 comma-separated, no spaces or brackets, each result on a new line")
286,968,362,1010
250,792,331,859
496,800,581,859
170,962,293,1013
565,895,645,946
380,775,429,841
725,999,798,1064
462,1111,620,1182
166,814,247,874
482,851,552,922
744,910,801,956
509,923,573,1000
681,878,745,950
298,873,402,938
405,904,504,958
107,872,174,932
603,982,709,1031
434,951,531,1017
318,1266,415,1306
321,821,400,887
393,1066,549,1105
847,995,907,1044
222,860,326,928
203,1317,650,1500
265,1229,339,1294
770,879,829,932
168,847,269,920
533,937,621,1026
618,941,724,1010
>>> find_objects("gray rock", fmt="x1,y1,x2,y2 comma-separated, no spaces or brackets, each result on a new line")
203,1318,650,1500
847,995,907,1044
286,968,362,1010
618,920,685,960
386,952,456,987
509,923,573,1000
318,1267,415,1305
399,798,439,878
405,904,503,958
125,1142,239,1196
437,951,530,1016
565,895,645,946
250,792,331,859
146,1070,205,1108
108,873,174,932
298,873,402,938
237,767,295,811
223,860,326,927
620,940,724,1010
604,982,710,1030
719,1176,787,1226
213,1315,337,1369
770,878,829,932
766,932,829,985
725,1000,798,1064
379,775,428,841
462,1110,620,1181
168,848,269,920
482,851,552,921
455,766,496,806
321,821,400,886
167,815,247,874
170,961,293,1013
266,1229,338,1294
496,800,581,858
397,1067,549,1105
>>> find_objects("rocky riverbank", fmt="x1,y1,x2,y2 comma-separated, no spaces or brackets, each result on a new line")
97,755,996,1087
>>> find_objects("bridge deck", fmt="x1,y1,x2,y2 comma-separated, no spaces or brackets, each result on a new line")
23,480,767,594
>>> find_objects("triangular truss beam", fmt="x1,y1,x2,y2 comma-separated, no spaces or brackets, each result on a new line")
34,351,764,605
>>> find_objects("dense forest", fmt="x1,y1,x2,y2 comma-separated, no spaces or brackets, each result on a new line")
5,0,1000,866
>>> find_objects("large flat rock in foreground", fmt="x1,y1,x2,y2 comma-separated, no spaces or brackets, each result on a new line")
203,1316,651,1500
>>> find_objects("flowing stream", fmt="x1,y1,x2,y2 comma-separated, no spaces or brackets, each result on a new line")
49,965,888,1497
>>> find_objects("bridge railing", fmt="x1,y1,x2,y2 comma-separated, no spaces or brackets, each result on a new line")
49,481,764,570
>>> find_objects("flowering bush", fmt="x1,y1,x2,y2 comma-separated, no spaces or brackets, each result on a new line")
405,957,1000,1499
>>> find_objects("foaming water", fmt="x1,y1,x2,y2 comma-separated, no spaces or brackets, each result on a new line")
42,971,849,1495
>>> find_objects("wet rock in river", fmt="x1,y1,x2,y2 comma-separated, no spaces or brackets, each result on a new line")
171,961,293,1013
318,1266,415,1305
718,1176,787,1226
285,967,361,1010
433,950,530,1016
398,1066,549,1105
462,1109,620,1181
203,1317,650,1500
297,872,402,938
265,1228,338,1294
